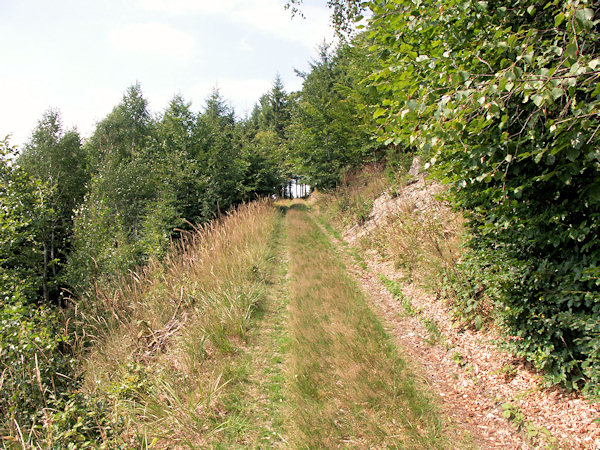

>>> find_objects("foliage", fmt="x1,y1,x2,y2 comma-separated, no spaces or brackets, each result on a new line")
0,293,120,446
343,0,600,392
17,110,89,304
286,0,366,37
0,298,71,429
0,139,54,304
1,140,119,446
67,85,283,291
288,42,381,188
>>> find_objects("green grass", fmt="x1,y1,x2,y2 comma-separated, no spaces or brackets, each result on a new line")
69,197,472,447
284,202,448,448
201,211,290,447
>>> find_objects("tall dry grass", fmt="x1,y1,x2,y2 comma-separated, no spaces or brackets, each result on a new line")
313,163,473,322
365,199,465,293
75,199,278,446
311,163,388,226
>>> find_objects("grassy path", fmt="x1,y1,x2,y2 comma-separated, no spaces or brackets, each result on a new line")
196,201,462,448
283,202,447,448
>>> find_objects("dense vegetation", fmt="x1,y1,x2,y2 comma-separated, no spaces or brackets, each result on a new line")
292,0,599,392
360,0,600,394
1,0,599,443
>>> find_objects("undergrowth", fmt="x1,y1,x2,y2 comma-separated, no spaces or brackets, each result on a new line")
314,163,488,331
314,164,388,227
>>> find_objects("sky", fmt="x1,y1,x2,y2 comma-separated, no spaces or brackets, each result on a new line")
0,0,335,148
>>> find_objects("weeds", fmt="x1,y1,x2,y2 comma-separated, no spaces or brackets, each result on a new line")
318,164,494,330
312,163,388,227
501,402,558,447
379,274,445,346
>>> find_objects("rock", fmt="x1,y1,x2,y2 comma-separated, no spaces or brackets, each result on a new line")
408,156,422,176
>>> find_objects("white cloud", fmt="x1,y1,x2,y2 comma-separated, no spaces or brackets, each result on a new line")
0,75,51,148
64,87,123,138
239,37,254,52
233,1,334,49
0,78,122,148
138,0,334,49
109,22,196,61
138,0,241,15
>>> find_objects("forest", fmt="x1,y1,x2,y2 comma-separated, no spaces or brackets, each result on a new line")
1,0,599,446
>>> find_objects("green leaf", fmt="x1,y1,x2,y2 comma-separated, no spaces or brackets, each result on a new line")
532,94,545,107
588,184,600,203
551,88,563,100
566,43,578,60
373,108,386,118
575,8,594,24
554,12,565,27
566,147,580,162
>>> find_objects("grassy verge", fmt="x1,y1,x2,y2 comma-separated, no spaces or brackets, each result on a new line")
76,199,284,447
284,201,447,448
201,208,289,447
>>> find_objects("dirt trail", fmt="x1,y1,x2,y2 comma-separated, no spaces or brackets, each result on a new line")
343,254,529,448
307,205,523,448
202,199,593,448
328,174,600,449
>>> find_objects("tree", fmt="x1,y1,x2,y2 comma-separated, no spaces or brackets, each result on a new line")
194,89,244,219
0,137,57,304
87,82,151,169
288,42,377,188
18,110,88,303
154,95,200,227
68,85,157,290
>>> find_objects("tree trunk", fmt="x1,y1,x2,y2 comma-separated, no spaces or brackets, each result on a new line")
42,241,49,303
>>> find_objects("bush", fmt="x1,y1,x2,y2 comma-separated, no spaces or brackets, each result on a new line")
0,297,73,430
0,294,120,446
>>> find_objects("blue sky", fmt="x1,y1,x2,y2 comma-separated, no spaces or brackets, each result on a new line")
0,0,334,148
